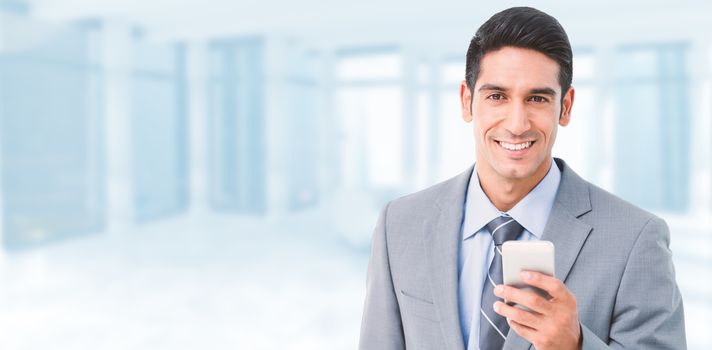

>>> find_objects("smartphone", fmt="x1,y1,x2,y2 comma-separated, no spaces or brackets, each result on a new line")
502,240,555,310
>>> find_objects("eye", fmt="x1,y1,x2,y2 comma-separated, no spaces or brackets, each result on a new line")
529,95,549,103
487,93,505,101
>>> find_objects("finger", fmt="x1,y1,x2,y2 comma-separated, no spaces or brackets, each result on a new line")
507,319,538,342
494,284,549,314
493,301,541,329
520,271,566,298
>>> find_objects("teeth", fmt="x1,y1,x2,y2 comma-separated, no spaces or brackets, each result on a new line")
498,141,532,151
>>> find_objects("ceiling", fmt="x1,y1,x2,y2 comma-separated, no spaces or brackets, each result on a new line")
21,0,712,48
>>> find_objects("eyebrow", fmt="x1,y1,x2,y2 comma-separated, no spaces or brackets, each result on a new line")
478,84,557,96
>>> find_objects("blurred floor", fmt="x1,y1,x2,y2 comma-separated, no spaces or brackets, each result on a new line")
0,211,368,349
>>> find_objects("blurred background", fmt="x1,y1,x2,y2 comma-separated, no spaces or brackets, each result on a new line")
0,0,711,349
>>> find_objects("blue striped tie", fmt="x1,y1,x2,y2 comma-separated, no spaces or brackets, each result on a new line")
479,215,524,349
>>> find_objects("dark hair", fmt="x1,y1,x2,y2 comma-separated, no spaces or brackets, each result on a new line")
465,7,573,98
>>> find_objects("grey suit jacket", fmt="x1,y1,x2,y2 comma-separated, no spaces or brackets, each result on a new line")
359,158,686,350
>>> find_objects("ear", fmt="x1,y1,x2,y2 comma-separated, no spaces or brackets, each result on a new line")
559,86,575,127
460,80,473,122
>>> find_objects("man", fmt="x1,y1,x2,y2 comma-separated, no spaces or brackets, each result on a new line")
358,6,686,350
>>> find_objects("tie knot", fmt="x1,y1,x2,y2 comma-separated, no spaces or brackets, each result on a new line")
485,216,524,246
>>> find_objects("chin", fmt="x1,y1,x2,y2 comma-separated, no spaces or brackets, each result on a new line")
499,168,534,180
494,162,538,180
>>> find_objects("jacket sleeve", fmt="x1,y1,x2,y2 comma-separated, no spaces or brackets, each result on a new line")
582,216,687,349
358,202,406,350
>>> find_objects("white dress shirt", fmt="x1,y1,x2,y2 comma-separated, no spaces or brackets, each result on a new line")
458,160,561,350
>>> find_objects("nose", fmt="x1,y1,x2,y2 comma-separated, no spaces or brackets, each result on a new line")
503,101,531,136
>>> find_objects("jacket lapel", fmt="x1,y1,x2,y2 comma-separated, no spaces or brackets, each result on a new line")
543,158,593,283
505,158,594,350
425,165,473,350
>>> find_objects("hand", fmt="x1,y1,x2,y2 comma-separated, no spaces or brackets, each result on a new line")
492,271,581,350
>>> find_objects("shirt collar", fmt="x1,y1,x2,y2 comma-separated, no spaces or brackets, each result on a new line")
461,159,561,240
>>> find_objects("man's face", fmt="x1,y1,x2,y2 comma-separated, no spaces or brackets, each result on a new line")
460,46,574,183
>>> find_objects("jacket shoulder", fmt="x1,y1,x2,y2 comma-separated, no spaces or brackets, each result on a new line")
585,182,660,225
556,158,660,226
386,168,470,221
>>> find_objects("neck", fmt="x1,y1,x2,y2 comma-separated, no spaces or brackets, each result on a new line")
477,158,552,212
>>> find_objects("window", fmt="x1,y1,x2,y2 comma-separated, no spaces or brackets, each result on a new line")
437,60,473,181
131,41,189,221
613,44,690,212
552,50,597,180
335,49,404,190
207,38,266,213
0,18,104,249
285,48,321,210
0,0,30,15
336,52,401,81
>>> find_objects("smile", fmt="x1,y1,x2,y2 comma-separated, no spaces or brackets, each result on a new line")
497,140,534,151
